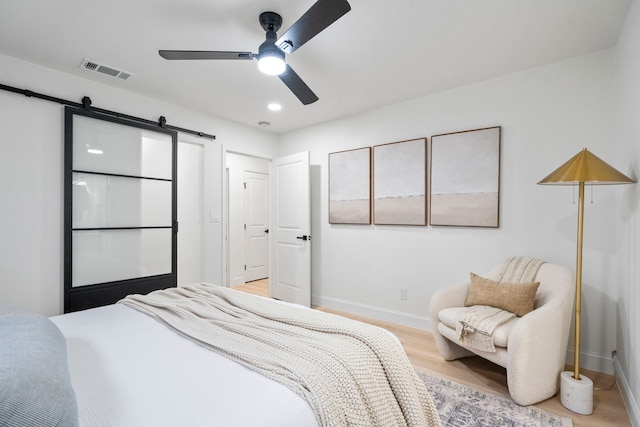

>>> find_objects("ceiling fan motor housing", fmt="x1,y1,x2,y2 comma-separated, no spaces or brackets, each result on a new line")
259,12,282,32
258,35,284,60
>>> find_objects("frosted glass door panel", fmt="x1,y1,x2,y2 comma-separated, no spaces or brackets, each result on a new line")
72,229,172,287
73,115,172,179
72,173,171,228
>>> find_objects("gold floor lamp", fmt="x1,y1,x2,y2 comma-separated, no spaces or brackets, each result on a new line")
538,148,635,415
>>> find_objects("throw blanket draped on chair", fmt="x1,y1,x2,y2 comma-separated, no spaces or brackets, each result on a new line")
120,284,441,427
457,257,544,352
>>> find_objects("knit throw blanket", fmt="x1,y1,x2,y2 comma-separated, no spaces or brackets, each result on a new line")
458,257,544,352
495,256,545,284
457,307,516,352
120,284,441,427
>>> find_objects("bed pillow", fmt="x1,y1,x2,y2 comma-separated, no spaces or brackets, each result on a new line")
0,305,79,427
465,273,540,317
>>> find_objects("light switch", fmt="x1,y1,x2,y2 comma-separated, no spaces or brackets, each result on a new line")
209,210,221,222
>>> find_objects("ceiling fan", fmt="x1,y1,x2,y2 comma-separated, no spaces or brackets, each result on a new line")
159,0,351,105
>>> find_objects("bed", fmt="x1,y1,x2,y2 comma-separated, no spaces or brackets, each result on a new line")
1,284,441,427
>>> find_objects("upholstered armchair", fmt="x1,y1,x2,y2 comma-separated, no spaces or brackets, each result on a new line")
429,261,575,406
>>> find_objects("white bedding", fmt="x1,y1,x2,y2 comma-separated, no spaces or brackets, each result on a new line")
50,303,318,427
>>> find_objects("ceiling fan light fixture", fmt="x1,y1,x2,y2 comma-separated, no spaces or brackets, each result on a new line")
257,52,286,75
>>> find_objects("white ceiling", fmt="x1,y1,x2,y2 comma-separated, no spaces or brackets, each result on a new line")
0,0,632,134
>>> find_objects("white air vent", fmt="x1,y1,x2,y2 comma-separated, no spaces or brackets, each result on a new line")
80,58,134,80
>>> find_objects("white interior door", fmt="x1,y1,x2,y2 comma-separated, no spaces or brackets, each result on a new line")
270,152,311,307
244,171,269,282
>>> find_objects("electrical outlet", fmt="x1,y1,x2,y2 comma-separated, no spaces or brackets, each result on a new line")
399,288,407,301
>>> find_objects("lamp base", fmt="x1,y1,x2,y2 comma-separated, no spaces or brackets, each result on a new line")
560,371,593,415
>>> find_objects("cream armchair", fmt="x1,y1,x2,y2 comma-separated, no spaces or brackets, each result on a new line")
429,262,575,406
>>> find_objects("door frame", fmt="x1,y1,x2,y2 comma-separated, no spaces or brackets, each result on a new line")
243,170,270,282
224,150,272,286
177,134,222,289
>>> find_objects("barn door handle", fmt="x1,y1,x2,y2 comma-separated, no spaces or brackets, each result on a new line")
296,235,310,241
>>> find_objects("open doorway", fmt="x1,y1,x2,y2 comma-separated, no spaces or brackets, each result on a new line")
231,278,270,297
226,152,271,287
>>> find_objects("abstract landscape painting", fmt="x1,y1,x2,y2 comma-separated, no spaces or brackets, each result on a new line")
430,126,501,227
329,147,371,224
373,138,427,225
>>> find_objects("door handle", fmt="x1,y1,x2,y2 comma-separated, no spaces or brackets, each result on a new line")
296,235,311,241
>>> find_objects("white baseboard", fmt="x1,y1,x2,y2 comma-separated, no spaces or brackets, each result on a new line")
565,349,615,375
311,295,430,330
614,356,640,427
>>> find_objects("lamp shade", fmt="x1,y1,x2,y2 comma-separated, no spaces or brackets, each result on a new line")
538,148,636,185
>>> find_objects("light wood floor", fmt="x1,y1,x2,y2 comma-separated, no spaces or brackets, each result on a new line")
233,279,631,426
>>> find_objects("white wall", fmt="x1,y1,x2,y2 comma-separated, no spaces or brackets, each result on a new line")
614,0,640,423
0,53,278,316
279,49,621,374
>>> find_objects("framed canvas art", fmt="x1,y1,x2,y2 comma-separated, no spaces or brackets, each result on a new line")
373,138,427,225
430,126,501,227
328,147,371,224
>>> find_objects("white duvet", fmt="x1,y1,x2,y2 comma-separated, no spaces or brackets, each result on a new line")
51,303,318,427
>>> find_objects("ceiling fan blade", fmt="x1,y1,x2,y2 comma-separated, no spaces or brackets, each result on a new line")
159,50,254,60
278,64,319,105
275,0,351,54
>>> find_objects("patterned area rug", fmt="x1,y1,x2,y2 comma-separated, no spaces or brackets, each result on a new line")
417,370,573,427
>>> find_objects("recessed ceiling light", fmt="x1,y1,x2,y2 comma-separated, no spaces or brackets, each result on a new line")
267,103,282,111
